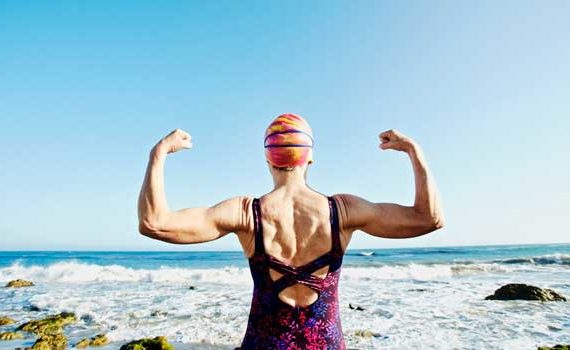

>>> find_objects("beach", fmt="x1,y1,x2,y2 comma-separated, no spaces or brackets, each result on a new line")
1,244,569,349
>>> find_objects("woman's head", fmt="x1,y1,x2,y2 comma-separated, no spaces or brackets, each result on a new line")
264,113,313,170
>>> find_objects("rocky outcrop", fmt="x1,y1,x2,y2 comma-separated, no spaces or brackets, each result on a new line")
485,284,567,301
5,279,34,288
0,316,15,326
538,345,570,350
120,336,174,350
17,312,77,336
0,331,24,340
28,333,67,350
75,334,108,348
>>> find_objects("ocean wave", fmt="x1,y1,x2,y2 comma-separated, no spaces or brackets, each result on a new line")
0,260,526,285
492,253,570,266
0,261,252,284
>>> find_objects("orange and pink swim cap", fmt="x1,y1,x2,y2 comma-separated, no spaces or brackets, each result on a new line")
264,113,314,168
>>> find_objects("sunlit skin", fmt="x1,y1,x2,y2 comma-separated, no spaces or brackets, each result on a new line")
138,126,445,307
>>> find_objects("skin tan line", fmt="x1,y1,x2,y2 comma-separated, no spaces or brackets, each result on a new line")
138,127,445,307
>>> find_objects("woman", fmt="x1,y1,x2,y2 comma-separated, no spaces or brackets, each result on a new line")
137,113,444,349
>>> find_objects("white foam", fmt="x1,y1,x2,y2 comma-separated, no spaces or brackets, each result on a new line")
0,261,251,284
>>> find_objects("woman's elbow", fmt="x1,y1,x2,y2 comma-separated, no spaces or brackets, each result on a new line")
426,214,445,232
138,216,167,239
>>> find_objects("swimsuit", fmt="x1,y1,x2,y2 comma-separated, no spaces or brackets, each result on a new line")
240,196,346,350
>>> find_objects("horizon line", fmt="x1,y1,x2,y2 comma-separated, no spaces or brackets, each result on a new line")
0,241,569,253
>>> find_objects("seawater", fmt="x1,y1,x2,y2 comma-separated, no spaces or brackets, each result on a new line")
0,244,569,349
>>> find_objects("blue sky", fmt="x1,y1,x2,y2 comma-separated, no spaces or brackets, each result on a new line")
0,1,568,251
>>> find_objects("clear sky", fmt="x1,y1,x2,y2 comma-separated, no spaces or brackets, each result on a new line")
0,1,568,251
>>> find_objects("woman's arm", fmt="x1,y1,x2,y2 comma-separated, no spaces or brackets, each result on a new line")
336,129,445,239
137,129,250,244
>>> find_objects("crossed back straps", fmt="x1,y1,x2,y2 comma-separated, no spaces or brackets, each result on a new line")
252,196,343,294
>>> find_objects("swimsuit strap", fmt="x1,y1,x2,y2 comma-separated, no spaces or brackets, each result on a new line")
327,196,343,256
252,198,266,255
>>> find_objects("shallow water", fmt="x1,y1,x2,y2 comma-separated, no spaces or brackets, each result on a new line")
1,244,569,349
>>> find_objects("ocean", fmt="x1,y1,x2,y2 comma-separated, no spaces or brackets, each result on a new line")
0,243,569,349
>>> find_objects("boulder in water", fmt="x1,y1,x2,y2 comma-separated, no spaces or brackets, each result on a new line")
485,283,567,301
0,316,15,326
17,312,77,336
75,338,91,348
538,345,570,350
348,303,365,311
120,336,174,350
5,279,34,288
354,329,382,338
90,334,109,346
29,333,67,350
75,334,109,348
0,331,24,340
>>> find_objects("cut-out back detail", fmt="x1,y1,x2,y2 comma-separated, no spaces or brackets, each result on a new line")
240,196,346,350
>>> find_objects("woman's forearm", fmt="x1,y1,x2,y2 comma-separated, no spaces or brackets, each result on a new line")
407,144,444,227
138,145,170,231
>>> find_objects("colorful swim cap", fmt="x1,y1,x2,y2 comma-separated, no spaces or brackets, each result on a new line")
264,113,314,168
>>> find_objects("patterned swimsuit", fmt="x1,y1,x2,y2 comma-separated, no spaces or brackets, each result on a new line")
240,196,346,350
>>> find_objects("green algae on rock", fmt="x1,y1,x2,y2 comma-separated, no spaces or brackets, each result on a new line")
17,312,77,336
538,345,570,350
0,331,24,340
120,336,174,350
75,334,109,348
28,333,67,350
90,334,109,346
485,283,567,301
75,338,91,348
0,316,16,326
5,279,34,288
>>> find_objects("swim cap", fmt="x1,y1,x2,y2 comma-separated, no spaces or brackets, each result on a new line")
264,113,314,168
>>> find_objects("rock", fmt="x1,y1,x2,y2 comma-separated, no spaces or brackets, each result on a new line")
29,333,67,350
485,283,567,301
89,334,108,346
0,316,15,326
23,305,41,312
17,312,77,336
120,336,174,350
354,329,381,338
150,310,168,317
0,331,24,340
5,279,34,288
538,345,570,350
75,338,91,348
348,303,365,311
188,286,195,290
75,335,108,348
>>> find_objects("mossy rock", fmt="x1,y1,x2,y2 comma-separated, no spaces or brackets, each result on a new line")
120,336,174,350
0,331,24,340
0,316,16,326
485,283,567,301
75,338,91,348
29,333,67,350
17,312,77,336
538,346,570,350
75,334,109,348
5,279,34,288
90,334,108,346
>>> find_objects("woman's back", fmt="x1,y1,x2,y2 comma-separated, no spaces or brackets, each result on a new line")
240,189,347,350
